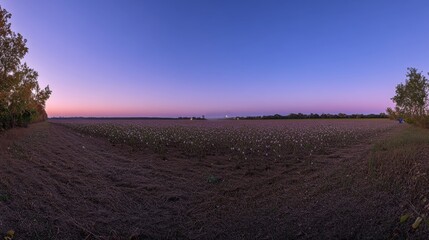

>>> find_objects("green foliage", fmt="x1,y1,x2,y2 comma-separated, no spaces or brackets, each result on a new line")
0,6,51,130
385,107,397,120
389,68,429,126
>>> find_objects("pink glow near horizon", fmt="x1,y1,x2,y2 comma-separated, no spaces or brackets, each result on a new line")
46,96,393,118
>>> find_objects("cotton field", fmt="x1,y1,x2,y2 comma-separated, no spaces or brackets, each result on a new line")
53,119,397,161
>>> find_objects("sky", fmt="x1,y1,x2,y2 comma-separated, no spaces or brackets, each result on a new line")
2,0,429,118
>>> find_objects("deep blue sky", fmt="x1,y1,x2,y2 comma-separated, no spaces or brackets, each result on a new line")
3,0,429,117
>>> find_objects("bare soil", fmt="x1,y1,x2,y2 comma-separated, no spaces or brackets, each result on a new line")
0,121,415,239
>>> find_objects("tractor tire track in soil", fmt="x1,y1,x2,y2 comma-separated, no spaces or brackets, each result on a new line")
0,121,406,239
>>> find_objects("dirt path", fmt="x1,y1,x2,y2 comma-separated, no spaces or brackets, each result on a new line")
0,122,406,239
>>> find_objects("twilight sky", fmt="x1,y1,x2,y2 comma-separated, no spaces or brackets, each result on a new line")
3,0,429,117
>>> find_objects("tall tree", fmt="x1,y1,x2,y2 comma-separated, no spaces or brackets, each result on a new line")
390,68,429,123
0,6,51,129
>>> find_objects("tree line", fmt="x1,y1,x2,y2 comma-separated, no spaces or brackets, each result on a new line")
0,6,51,130
388,68,429,127
234,113,387,120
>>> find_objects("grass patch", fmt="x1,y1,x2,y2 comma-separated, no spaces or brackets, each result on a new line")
369,125,429,235
369,125,429,195
372,126,429,151
369,126,429,178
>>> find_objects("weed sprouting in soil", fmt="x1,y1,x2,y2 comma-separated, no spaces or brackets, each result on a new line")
0,193,10,202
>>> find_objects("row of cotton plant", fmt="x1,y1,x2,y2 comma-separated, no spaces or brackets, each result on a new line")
57,120,396,161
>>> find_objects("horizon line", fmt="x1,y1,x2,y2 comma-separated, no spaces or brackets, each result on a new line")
48,112,388,120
